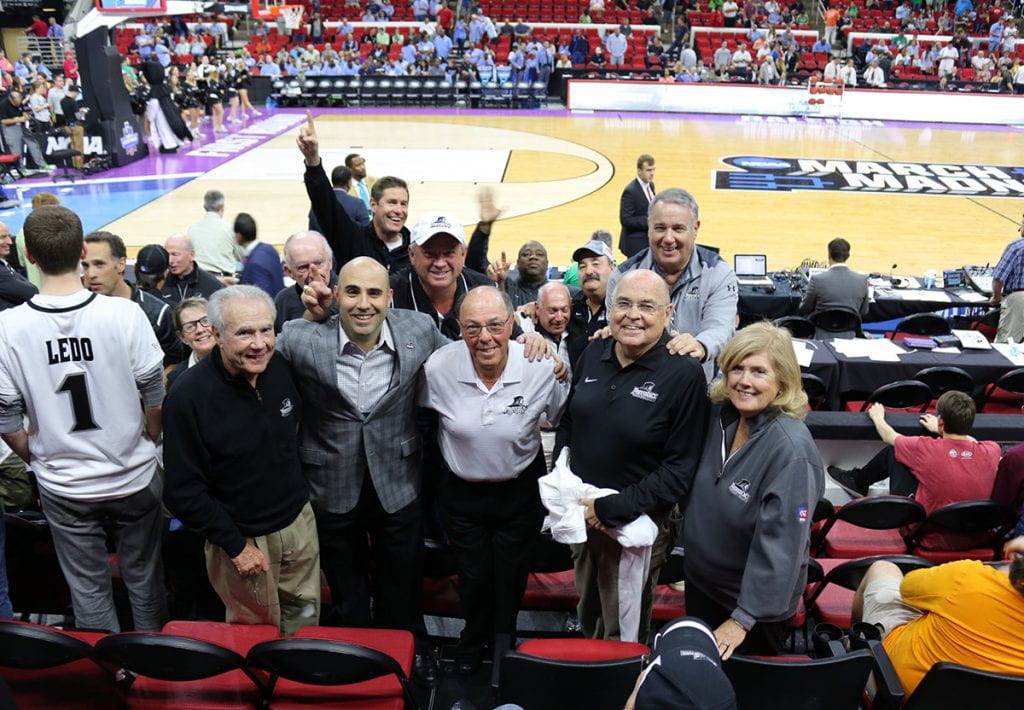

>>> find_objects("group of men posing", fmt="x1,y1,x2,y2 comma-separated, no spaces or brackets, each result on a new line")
0,113,1021,698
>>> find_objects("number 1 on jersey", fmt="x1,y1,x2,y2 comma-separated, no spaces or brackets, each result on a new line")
57,373,99,432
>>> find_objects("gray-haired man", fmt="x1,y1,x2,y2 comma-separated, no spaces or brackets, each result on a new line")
163,285,320,636
606,188,738,380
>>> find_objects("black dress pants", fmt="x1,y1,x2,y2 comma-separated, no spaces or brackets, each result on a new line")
313,472,425,636
440,451,546,661
850,445,919,496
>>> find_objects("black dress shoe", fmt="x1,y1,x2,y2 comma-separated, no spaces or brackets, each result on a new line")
158,146,178,154
412,651,440,687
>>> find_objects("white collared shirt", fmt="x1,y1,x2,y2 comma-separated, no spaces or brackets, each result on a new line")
418,340,569,481
636,176,654,202
336,321,396,415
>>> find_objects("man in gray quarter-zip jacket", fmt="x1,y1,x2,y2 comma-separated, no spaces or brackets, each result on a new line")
683,402,823,654
606,188,738,382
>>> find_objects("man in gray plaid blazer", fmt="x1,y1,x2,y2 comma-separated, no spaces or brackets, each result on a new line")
277,257,448,685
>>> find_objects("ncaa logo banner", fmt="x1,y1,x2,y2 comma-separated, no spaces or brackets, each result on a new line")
713,156,1024,198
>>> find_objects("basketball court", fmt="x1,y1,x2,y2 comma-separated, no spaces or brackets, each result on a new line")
2,106,1022,275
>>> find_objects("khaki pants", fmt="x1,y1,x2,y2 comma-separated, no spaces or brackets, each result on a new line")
206,502,321,636
67,125,84,169
571,506,680,643
0,453,33,510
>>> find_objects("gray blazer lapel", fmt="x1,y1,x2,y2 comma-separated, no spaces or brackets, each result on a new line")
367,313,418,418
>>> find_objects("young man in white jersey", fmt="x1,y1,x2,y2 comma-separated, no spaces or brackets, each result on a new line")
0,205,167,632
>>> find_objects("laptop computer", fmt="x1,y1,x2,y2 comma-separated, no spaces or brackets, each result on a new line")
734,254,773,287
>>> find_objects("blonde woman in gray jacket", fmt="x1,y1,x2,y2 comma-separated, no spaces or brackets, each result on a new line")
683,322,824,660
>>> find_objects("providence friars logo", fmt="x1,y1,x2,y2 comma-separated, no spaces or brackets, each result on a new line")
630,382,659,402
504,396,528,415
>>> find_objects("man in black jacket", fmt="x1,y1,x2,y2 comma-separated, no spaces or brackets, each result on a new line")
555,269,709,642
163,286,320,636
619,153,656,257
297,111,496,274
567,239,614,366
159,234,224,305
0,221,36,311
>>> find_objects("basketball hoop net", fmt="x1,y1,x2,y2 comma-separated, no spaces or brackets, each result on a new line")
252,0,303,26
279,5,304,30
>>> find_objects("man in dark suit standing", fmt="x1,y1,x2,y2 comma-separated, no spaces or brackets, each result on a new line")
619,153,656,258
798,237,869,338
308,165,370,233
276,256,449,687
234,213,284,299
0,221,36,311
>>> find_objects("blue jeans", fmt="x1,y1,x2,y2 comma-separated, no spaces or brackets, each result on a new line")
0,506,12,620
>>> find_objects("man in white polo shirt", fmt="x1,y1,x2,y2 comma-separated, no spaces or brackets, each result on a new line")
418,285,568,675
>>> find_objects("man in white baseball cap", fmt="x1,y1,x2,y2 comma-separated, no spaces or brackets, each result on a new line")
390,212,494,340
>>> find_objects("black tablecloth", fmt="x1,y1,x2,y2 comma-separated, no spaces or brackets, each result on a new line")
806,411,1024,444
739,278,987,324
800,342,842,410
822,341,1018,401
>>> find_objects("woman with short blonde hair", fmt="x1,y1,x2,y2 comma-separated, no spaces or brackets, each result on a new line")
684,321,823,659
710,321,808,419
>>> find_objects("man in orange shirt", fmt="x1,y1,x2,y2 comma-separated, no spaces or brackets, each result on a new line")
851,537,1024,698
824,6,840,46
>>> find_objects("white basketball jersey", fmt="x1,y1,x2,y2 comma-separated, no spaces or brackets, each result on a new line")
0,290,164,501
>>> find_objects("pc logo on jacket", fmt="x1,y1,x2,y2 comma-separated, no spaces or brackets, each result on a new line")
280,398,294,417
631,381,659,402
504,396,528,415
728,479,751,503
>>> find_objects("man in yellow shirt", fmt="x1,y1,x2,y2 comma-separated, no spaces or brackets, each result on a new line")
852,537,1024,698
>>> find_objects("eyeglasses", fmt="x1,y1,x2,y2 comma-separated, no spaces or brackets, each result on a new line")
180,316,211,333
612,299,667,315
460,314,512,337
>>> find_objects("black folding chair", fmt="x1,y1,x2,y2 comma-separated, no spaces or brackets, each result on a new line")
857,380,933,412
914,366,975,397
801,373,829,410
890,313,951,338
247,637,417,708
902,662,1024,710
810,309,863,339
94,632,265,703
814,496,926,557
775,315,816,339
494,642,645,710
978,367,1024,412
725,650,875,710
904,499,1016,561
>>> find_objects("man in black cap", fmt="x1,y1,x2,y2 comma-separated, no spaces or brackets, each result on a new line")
567,238,614,366
134,244,170,296
626,616,737,710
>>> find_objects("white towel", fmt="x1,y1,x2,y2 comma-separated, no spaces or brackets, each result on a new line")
538,448,658,642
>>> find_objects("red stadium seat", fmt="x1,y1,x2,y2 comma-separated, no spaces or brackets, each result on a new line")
815,496,926,558
247,627,415,709
0,621,117,708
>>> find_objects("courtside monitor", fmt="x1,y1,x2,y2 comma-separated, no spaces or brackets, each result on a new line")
95,0,167,12
734,254,767,277
943,269,964,288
